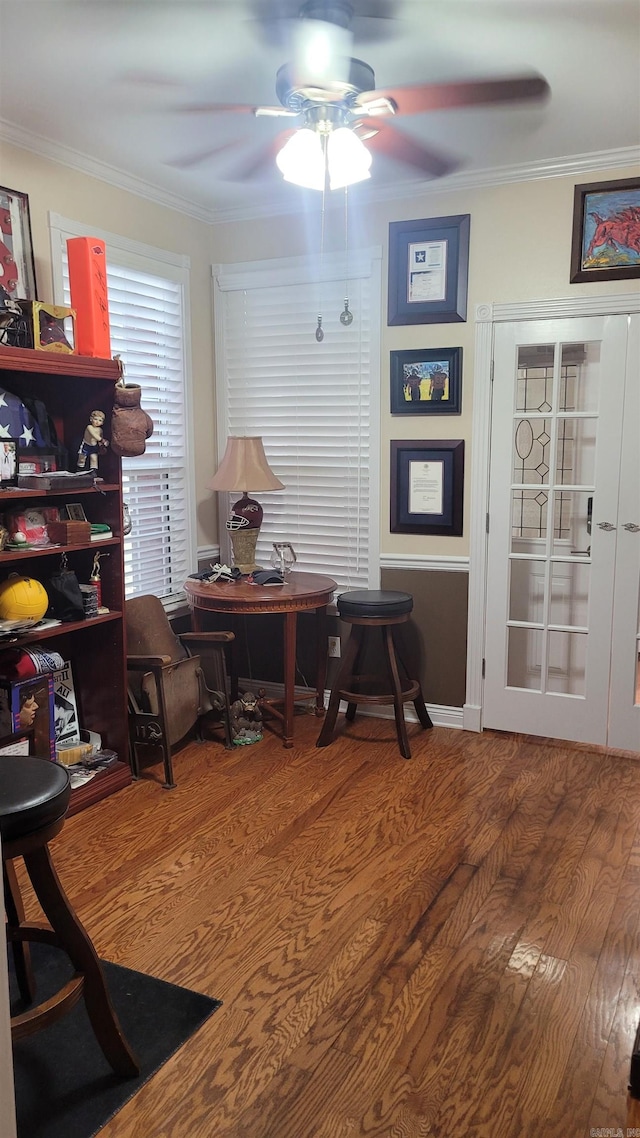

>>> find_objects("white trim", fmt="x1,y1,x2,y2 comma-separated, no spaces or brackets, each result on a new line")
476,293,640,323
467,291,640,738
213,246,382,290
48,212,197,603
2,119,213,224
380,553,469,573
2,115,636,224
49,213,190,272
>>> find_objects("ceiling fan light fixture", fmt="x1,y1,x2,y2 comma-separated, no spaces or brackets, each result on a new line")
276,127,325,189
327,126,372,189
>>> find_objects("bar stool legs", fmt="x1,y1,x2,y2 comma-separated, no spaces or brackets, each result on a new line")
317,590,433,760
8,840,139,1077
2,756,139,1080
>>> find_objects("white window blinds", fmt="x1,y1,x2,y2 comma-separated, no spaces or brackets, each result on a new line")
214,248,381,590
50,215,194,606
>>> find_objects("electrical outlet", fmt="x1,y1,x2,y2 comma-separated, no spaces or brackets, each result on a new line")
328,635,341,658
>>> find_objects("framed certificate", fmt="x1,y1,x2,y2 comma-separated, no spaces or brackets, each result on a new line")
390,439,464,535
387,214,470,326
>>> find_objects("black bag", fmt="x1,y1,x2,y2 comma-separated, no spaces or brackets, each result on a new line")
46,556,84,622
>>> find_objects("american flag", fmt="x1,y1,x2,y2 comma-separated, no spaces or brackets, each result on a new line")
0,389,48,446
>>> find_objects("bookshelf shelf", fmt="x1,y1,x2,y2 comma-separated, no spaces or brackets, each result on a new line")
0,345,132,811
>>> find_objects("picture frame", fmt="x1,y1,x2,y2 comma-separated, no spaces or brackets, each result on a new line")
390,347,462,415
390,439,464,536
570,177,640,283
0,438,19,486
17,447,58,476
64,503,88,522
388,214,470,326
0,185,37,300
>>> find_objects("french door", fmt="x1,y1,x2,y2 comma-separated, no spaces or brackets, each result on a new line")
483,314,640,751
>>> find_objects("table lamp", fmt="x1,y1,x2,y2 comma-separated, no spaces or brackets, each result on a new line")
209,436,284,574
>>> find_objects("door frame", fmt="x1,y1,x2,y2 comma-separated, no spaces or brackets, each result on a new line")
464,291,640,733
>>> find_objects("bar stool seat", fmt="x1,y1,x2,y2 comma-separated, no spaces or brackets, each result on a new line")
2,756,138,1077
316,589,433,759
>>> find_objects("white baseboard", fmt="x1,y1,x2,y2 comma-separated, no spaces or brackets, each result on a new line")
238,678,463,730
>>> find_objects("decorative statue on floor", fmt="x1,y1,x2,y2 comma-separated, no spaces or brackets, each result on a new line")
230,690,263,746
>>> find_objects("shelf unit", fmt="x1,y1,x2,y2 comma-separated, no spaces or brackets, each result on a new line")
0,345,132,815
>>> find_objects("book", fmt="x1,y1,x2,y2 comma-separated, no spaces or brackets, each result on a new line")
17,471,102,490
0,673,56,760
52,662,81,748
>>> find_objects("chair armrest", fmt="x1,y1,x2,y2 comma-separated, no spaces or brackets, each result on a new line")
127,654,173,670
180,632,235,649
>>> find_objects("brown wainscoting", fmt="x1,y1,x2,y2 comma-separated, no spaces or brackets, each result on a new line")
380,567,468,708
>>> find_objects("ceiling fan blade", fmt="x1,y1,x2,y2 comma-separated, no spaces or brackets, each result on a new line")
166,138,247,170
358,74,550,117
223,129,297,181
364,122,459,179
174,101,274,115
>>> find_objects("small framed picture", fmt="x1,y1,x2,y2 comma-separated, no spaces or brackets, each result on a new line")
17,447,58,476
0,439,19,486
0,185,37,300
390,439,464,536
390,347,462,415
388,214,470,326
64,503,88,522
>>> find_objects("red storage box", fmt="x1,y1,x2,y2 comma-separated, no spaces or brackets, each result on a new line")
67,237,111,359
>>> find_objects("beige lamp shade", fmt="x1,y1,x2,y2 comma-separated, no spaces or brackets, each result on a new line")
208,437,284,493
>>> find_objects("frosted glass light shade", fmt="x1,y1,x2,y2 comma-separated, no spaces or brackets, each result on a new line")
276,129,325,190
327,128,372,190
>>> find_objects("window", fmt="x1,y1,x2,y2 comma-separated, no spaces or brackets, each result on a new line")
49,215,195,607
213,247,381,590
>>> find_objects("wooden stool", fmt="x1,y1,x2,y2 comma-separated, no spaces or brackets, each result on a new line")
2,756,139,1077
316,589,433,759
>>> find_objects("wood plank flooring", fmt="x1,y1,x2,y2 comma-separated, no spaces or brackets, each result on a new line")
20,711,640,1136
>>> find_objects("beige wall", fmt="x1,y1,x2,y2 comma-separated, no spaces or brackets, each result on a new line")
2,140,638,559
210,163,639,557
0,140,218,543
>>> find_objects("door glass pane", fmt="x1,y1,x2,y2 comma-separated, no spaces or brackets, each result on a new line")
547,631,587,695
553,491,593,553
549,561,590,628
507,627,542,689
512,490,548,547
509,559,545,622
513,418,552,484
516,345,554,412
555,418,597,486
559,342,601,413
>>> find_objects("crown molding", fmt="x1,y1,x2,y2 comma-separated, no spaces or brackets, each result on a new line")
0,118,214,224
2,115,638,227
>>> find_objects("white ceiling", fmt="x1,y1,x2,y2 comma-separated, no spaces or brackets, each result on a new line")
0,0,638,221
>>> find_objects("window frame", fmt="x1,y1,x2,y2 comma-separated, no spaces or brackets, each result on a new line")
49,212,196,611
212,246,382,591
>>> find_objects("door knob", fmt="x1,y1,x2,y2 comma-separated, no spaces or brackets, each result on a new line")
596,521,617,531
623,522,640,532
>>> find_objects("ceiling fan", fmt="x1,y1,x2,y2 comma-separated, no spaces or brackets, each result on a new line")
168,0,550,187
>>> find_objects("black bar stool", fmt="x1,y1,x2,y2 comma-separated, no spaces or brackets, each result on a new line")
316,589,433,759
2,756,139,1076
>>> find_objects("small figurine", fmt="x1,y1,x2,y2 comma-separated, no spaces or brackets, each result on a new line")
230,690,263,746
77,409,109,471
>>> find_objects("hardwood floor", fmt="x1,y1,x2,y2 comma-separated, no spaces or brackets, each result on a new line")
22,712,640,1136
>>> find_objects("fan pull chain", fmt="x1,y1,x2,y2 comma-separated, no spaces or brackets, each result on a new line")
315,149,327,342
340,186,353,326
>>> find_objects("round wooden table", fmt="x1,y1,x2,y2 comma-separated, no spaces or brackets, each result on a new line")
184,572,337,748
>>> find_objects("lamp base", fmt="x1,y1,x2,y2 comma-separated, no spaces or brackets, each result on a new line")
229,527,260,575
